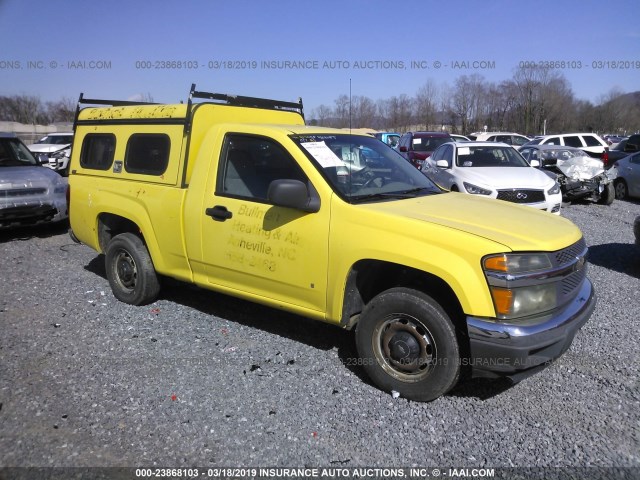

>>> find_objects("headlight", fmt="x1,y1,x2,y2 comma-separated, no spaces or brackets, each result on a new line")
463,182,492,195
547,182,561,196
52,149,70,159
484,253,552,274
488,284,557,318
483,252,558,319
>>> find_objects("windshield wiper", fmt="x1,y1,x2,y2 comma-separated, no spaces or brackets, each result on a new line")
351,187,436,202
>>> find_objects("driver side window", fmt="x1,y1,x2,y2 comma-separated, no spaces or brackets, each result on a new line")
217,134,307,202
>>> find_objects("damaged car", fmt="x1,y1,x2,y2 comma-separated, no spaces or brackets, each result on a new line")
0,133,68,228
519,144,615,205
27,132,74,176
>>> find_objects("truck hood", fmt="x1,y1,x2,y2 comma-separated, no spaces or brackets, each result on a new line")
364,192,580,252
455,167,553,189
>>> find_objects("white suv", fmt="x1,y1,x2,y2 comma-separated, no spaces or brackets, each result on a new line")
525,133,609,159
27,133,73,175
468,132,530,147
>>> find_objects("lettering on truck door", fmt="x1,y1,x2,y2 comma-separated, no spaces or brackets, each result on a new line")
200,133,330,314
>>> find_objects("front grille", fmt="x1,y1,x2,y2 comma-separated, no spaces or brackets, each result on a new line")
1,188,47,197
555,237,587,266
554,238,588,305
562,268,586,295
0,205,58,226
497,189,545,204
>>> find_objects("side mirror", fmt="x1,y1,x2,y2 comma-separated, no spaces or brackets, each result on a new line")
436,159,449,169
267,179,320,213
399,146,408,152
529,159,541,167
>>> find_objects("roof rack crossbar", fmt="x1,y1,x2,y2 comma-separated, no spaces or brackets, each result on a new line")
78,97,161,107
191,88,303,114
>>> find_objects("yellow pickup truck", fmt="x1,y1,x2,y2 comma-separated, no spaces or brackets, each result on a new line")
68,85,596,401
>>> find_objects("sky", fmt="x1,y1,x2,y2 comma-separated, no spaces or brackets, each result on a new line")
1,0,639,115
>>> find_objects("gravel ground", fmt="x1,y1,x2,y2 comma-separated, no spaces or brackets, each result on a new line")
0,199,639,475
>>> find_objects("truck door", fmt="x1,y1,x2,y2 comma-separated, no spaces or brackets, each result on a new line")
199,133,329,315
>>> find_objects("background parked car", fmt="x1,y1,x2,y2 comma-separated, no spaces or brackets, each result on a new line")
27,132,74,176
0,133,68,228
373,132,400,149
524,133,610,166
613,152,640,200
609,134,640,165
450,134,471,142
421,141,562,214
519,144,615,205
603,135,627,147
397,131,452,169
468,132,530,147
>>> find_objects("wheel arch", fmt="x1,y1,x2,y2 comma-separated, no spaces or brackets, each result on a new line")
98,213,143,252
340,260,466,333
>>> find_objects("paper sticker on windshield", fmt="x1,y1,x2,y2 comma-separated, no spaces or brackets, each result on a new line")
300,141,343,168
458,147,471,156
412,138,421,145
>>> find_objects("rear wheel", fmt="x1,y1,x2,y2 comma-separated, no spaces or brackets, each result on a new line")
355,288,460,402
615,179,628,200
598,183,615,205
105,233,160,305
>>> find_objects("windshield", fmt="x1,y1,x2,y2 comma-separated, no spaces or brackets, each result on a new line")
0,139,39,166
456,145,530,167
413,135,450,152
291,134,441,202
36,135,73,145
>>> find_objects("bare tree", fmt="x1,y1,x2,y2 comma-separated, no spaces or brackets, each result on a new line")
46,97,76,123
414,80,439,130
451,75,486,134
333,94,350,128
0,95,47,124
351,95,377,128
379,95,413,132
311,104,333,126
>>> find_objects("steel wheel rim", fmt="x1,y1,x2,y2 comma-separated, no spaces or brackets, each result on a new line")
372,313,436,382
114,250,137,292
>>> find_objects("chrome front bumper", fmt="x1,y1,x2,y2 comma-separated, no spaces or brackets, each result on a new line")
466,278,596,380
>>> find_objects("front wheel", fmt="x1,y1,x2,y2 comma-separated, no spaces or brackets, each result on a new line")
355,288,460,402
597,182,615,205
105,233,160,305
615,180,628,200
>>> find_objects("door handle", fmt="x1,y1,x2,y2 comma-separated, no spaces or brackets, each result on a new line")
206,205,233,222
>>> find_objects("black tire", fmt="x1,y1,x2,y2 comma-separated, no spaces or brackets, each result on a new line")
598,182,615,205
355,288,460,402
614,179,628,200
105,233,160,306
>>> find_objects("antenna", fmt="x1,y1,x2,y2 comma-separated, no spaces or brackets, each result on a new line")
349,78,352,134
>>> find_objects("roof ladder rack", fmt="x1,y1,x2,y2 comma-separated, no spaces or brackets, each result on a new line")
188,84,304,116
